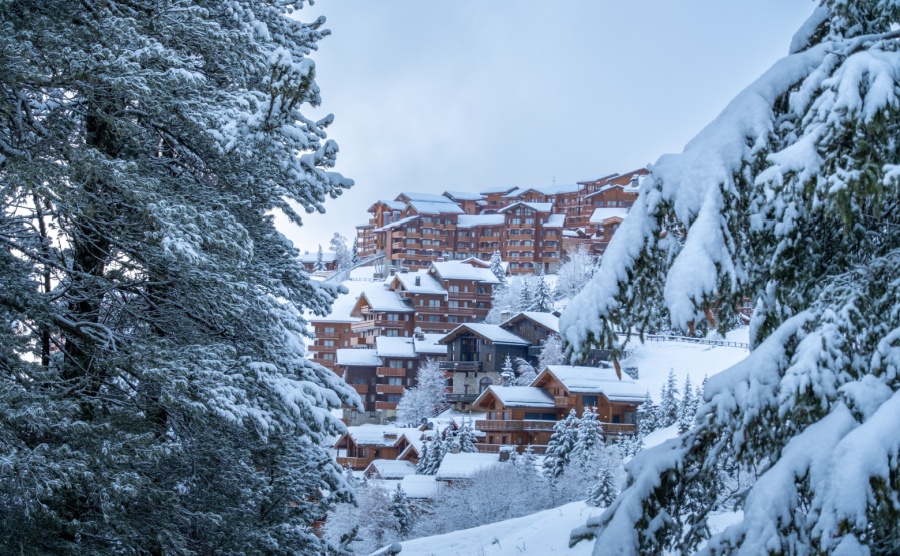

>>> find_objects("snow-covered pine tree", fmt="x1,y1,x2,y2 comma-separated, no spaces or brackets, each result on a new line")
0,2,357,553
636,392,657,437
514,357,538,385
415,441,430,475
587,458,619,508
656,369,679,428
535,270,554,312
519,278,534,312
500,354,515,384
556,244,597,302
565,3,900,553
390,484,413,540
396,358,447,425
574,406,603,464
315,244,327,271
351,236,360,264
677,375,695,433
490,250,507,290
538,334,566,369
330,232,352,270
542,409,579,478
456,419,479,453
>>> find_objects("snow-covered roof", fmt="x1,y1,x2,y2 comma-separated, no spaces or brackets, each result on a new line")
375,215,419,232
502,312,560,334
336,348,382,367
442,190,484,201
474,386,555,409
502,187,528,198
408,201,465,215
456,214,506,228
392,270,446,295
341,424,411,447
497,201,554,213
353,288,414,314
441,324,530,346
479,185,519,195
589,208,629,224
544,214,566,228
430,261,499,284
540,366,646,402
399,474,441,499
413,333,448,355
435,452,501,481
310,280,367,323
400,192,458,204
298,251,336,263
364,459,417,479
538,183,581,195
375,336,417,358
368,199,408,212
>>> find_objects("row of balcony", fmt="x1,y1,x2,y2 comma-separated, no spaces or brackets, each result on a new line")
474,420,557,432
439,361,483,372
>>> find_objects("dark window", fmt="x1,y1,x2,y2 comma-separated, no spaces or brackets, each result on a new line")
583,395,599,407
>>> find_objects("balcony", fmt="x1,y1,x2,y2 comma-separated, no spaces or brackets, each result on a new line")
446,393,477,403
475,420,557,432
600,422,636,436
554,395,576,408
439,361,483,372
376,384,406,395
315,331,340,340
350,384,369,394
474,443,548,455
375,401,398,411
336,456,369,469
377,367,407,377
350,336,375,346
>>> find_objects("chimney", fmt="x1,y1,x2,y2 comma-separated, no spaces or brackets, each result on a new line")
500,310,512,322
415,276,421,286
499,370,514,387
389,268,397,276
450,441,460,454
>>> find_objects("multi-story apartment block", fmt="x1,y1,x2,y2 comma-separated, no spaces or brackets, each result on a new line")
353,168,647,275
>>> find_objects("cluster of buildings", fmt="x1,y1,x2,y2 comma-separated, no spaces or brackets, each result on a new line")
354,168,647,274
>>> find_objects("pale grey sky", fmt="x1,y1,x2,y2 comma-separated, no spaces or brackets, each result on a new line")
279,1,816,254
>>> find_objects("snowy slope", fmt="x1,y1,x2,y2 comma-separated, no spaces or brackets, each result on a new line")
378,501,604,556
622,328,750,403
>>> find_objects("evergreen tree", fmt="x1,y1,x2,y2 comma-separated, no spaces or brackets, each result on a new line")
500,354,515,384
542,409,579,478
0,2,356,553
330,232,352,270
390,485,413,540
538,334,566,369
535,270,554,312
677,375,696,434
556,244,597,301
587,458,619,508
351,236,360,264
456,419,479,453
657,369,679,428
315,244,327,272
574,405,603,463
636,392,657,437
514,357,538,386
396,358,447,425
415,441,430,475
490,250,507,290
565,4,900,553
519,279,534,312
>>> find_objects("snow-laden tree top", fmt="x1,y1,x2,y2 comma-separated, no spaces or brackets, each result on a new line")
564,1,900,554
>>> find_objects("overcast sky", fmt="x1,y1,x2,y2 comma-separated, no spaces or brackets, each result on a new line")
279,1,816,254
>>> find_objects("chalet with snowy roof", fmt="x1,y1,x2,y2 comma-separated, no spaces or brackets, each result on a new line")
438,324,531,408
298,250,338,272
471,365,645,454
434,452,502,483
363,459,417,480
500,311,560,355
334,425,426,470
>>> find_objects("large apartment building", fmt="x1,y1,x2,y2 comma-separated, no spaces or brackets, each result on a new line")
354,168,647,274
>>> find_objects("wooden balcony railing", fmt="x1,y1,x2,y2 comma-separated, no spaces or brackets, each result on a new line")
475,420,557,432
377,367,407,377
439,361,482,372
336,456,369,469
554,396,577,408
375,384,405,395
375,401,398,411
600,422,636,436
350,384,369,394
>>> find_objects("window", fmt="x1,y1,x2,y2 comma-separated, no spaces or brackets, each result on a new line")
387,314,399,321
427,315,441,322
389,361,404,368
322,340,334,347
323,327,335,334
583,395,599,407
448,316,459,323
448,285,460,293
428,299,441,308
387,377,403,385
386,329,399,337
322,353,334,360
479,376,493,393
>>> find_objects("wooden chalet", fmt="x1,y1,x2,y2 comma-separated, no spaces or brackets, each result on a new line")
333,425,426,471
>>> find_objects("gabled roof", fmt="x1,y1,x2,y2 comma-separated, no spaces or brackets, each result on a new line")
364,459,417,480
439,323,530,346
537,183,581,195
413,333,448,355
407,200,465,215
456,214,505,228
497,201,554,213
472,385,555,409
350,288,414,315
391,270,446,295
503,186,540,198
309,280,367,323
577,173,619,186
435,452,501,481
336,424,414,448
336,349,382,367
399,192,459,204
367,199,408,212
375,215,419,232
534,365,646,403
589,208,629,224
443,190,484,201
430,261,499,284
501,312,560,334
298,251,336,264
